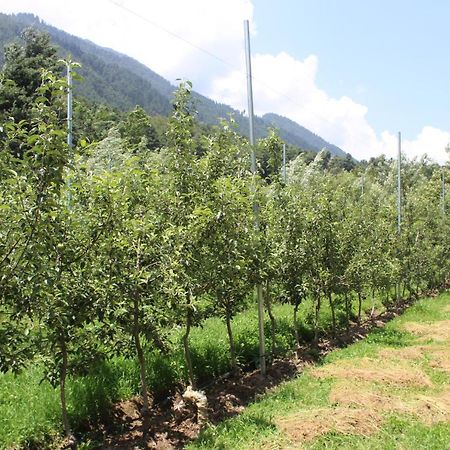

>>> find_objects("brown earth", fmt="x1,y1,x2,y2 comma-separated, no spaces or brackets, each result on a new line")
86,359,302,449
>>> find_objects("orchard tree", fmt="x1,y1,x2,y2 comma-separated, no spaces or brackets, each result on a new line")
344,181,396,321
93,151,169,414
31,170,110,441
204,177,253,372
0,128,40,373
257,128,284,182
200,121,253,372
72,97,121,145
118,105,161,152
161,81,211,388
257,131,285,357
271,183,310,345
0,70,107,441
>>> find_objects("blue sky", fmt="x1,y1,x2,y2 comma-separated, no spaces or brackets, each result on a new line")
0,0,449,162
252,0,450,140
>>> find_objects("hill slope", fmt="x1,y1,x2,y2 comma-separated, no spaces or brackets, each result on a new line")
0,12,347,157
263,113,347,157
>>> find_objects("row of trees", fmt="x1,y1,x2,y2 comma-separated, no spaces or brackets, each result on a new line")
1,61,449,440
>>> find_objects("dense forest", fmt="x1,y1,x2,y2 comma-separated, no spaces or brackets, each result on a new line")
0,25,449,448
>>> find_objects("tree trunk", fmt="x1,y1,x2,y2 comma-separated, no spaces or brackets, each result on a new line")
293,300,300,346
183,307,195,388
59,337,73,440
370,289,376,317
357,291,363,324
265,282,276,360
327,292,336,337
225,309,237,374
133,295,150,413
344,293,351,333
133,239,150,413
314,294,321,346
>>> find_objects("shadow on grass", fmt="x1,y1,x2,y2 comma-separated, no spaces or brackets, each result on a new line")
194,414,277,450
364,327,415,348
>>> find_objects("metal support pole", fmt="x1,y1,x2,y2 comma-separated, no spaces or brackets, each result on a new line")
244,21,255,148
397,132,401,234
66,62,73,210
244,19,266,376
396,132,401,301
442,170,446,215
282,143,287,183
67,63,73,150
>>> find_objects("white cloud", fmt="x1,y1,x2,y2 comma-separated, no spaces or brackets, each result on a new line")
381,127,450,164
209,51,450,164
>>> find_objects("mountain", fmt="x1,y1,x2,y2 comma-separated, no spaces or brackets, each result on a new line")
262,113,346,157
0,12,348,157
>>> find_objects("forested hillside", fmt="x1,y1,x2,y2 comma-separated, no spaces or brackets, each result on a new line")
263,112,346,158
0,12,347,156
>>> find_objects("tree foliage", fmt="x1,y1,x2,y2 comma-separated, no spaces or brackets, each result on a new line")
1,54,449,444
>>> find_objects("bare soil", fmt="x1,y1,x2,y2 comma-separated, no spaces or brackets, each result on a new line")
87,359,303,449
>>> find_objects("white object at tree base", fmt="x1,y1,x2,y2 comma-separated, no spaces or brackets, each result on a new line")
183,386,209,426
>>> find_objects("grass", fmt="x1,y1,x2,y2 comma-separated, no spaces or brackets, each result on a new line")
188,292,450,449
0,292,386,448
306,418,450,450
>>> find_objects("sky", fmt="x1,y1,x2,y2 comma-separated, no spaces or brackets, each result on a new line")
1,0,449,163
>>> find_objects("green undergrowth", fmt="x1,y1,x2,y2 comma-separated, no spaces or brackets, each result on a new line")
188,292,450,449
0,293,384,448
